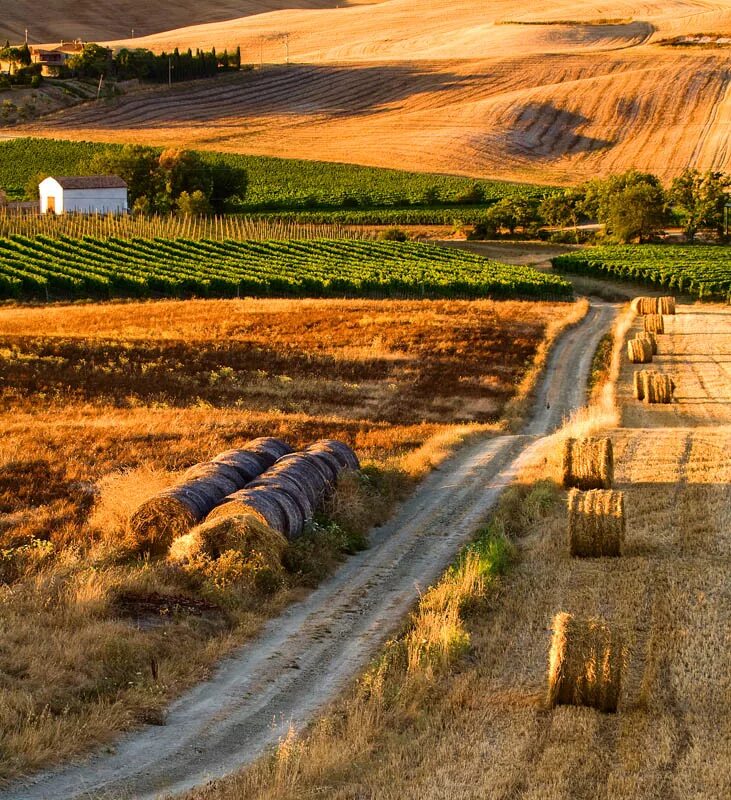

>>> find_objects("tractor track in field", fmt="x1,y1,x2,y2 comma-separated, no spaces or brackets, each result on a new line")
3,301,617,800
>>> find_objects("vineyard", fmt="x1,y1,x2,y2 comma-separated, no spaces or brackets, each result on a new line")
553,245,731,300
0,236,572,300
0,138,548,210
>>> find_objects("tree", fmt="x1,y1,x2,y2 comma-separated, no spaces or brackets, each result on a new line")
88,145,247,214
18,42,31,66
208,159,248,212
668,169,731,241
67,43,112,78
485,197,536,235
158,148,212,200
24,172,49,201
538,188,586,240
88,144,161,206
587,171,666,243
177,190,212,216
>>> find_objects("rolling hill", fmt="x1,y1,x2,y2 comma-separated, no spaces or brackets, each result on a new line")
10,0,731,183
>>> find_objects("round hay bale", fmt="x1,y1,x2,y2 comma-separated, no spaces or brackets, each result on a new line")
180,468,240,499
269,456,328,507
635,331,658,356
262,486,305,540
244,437,293,469
183,461,243,486
567,489,625,558
206,487,288,535
633,370,646,401
302,448,342,483
305,440,360,471
642,372,675,404
547,612,624,712
562,437,614,490
248,473,315,521
129,483,213,555
631,297,657,315
644,314,665,334
627,338,652,364
212,451,268,482
657,296,676,315
187,513,287,561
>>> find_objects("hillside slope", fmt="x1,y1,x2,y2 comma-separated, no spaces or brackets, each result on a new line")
0,0,382,44
12,0,731,183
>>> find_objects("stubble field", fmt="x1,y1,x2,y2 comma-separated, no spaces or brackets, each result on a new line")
194,302,731,800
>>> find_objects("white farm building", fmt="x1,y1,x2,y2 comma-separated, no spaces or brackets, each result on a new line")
39,176,129,215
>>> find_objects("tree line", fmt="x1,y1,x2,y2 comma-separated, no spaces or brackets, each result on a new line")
67,43,242,83
479,169,731,243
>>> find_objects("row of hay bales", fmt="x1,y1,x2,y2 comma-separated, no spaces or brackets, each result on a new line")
129,437,293,555
551,435,626,711
549,296,679,711
629,298,677,404
130,438,359,556
631,295,675,316
169,440,360,566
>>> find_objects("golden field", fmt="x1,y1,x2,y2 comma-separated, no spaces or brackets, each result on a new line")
192,302,731,800
15,0,731,183
0,296,581,780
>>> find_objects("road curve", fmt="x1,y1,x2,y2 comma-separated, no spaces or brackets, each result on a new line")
4,301,617,800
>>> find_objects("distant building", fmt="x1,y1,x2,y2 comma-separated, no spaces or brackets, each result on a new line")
31,40,86,76
40,176,129,215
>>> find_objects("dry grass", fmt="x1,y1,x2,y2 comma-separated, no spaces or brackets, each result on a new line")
191,301,731,800
0,295,580,780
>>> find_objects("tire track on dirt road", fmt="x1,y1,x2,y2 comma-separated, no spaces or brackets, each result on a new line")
3,302,618,800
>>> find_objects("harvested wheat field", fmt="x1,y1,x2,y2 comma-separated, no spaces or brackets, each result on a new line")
17,0,731,183
0,296,582,781
192,301,731,800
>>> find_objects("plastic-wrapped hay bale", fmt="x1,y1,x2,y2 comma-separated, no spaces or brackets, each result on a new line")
562,437,614,490
128,481,224,555
248,473,315,521
212,450,270,482
657,296,676,315
305,440,360,471
636,331,658,356
630,297,657,315
244,437,293,469
269,455,329,508
208,487,289,535
181,463,240,498
547,612,625,713
633,370,646,401
567,489,625,557
303,450,340,485
642,372,675,404
627,338,653,364
644,314,665,334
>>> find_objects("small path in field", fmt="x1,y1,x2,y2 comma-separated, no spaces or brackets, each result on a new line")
2,302,617,800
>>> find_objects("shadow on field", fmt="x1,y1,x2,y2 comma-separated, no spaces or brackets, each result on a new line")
39,64,480,129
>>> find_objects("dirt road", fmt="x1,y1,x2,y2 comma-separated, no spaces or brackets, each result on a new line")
3,302,617,800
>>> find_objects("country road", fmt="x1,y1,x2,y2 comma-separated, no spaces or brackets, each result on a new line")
3,301,618,800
